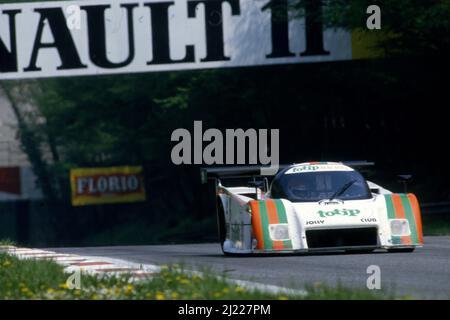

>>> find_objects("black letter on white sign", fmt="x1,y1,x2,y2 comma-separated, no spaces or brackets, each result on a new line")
264,0,294,58
187,0,240,62
24,8,87,71
264,0,329,58
0,10,20,73
145,2,195,65
81,4,138,69
300,0,329,56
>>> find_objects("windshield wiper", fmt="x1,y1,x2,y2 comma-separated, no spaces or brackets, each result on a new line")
328,180,357,201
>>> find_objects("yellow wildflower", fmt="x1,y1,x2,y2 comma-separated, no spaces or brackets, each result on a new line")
59,283,69,289
156,291,165,300
124,284,134,295
235,287,245,293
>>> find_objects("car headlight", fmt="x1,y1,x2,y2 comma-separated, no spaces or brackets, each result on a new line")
269,224,290,240
390,219,411,236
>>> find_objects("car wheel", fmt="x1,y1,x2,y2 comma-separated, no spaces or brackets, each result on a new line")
216,198,227,253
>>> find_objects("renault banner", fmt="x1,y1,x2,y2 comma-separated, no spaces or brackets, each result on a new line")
0,0,360,80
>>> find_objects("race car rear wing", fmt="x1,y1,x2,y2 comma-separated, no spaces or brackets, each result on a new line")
200,165,282,184
200,161,374,184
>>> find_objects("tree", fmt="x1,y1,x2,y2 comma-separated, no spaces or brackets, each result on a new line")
287,0,450,57
0,81,59,200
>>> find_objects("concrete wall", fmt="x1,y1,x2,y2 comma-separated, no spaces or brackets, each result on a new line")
0,90,30,166
0,90,42,200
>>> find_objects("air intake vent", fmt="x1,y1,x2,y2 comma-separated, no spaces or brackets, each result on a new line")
306,228,378,248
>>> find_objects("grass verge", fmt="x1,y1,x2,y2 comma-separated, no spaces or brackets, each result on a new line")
0,251,398,300
0,239,15,246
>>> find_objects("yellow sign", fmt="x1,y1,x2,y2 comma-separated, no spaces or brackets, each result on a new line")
70,166,146,206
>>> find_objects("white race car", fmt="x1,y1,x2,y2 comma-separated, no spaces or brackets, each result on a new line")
201,162,423,255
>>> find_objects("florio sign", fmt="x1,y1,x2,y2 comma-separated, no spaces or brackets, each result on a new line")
0,0,354,80
70,166,146,206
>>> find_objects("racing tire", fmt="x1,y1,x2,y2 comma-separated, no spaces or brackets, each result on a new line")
216,198,228,254
387,248,415,253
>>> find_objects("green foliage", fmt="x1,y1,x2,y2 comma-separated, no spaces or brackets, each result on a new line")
290,0,450,57
30,57,450,204
36,73,190,167
0,239,15,246
303,282,396,300
0,252,393,299
0,252,68,299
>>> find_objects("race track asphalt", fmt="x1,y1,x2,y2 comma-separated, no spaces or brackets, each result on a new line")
48,236,450,299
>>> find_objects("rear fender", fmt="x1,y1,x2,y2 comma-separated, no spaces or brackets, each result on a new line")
218,187,253,252
217,193,228,222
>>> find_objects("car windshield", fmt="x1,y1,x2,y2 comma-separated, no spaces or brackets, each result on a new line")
270,170,371,202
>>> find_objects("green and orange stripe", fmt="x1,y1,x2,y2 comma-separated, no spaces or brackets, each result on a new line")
384,194,424,245
249,199,292,250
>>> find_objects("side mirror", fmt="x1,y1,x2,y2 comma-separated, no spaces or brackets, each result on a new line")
370,187,380,194
397,174,412,193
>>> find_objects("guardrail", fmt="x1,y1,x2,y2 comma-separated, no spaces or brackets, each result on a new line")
421,202,450,215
